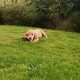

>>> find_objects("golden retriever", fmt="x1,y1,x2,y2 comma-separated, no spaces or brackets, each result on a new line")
22,29,48,42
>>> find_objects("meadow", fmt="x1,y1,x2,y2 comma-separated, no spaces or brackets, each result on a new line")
0,25,80,80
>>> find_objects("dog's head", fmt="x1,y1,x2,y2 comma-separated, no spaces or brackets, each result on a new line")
22,30,37,41
25,31,37,41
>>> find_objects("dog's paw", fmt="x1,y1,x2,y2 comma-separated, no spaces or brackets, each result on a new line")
46,36,48,38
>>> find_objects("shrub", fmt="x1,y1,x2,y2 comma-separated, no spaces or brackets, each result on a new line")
0,0,39,26
0,0,80,32
71,12,80,32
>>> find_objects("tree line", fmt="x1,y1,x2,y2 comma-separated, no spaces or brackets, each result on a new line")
0,0,80,32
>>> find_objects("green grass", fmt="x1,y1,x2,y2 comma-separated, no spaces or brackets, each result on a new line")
0,25,80,80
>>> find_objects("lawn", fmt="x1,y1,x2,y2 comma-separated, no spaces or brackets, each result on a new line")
0,25,80,80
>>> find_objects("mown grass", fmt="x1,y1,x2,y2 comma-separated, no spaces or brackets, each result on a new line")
0,25,80,80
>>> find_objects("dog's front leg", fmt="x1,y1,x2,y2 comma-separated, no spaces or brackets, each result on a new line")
31,38,39,42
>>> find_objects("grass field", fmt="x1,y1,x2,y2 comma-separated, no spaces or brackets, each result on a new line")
0,25,80,80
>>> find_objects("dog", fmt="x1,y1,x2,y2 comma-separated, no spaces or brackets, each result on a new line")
22,29,48,42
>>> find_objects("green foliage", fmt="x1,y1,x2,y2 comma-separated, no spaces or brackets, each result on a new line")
0,0,80,31
71,11,80,32
0,0,38,25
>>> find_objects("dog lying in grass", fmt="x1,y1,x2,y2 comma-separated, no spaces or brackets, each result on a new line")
22,29,48,42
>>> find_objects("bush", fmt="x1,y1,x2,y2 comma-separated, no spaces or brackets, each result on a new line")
0,0,39,26
0,0,80,32
71,12,80,32
0,10,4,24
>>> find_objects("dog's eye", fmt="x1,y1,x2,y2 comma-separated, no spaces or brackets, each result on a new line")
26,33,29,36
26,34,28,36
32,34,33,35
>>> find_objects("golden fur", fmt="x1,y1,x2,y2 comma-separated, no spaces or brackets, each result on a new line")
22,29,48,42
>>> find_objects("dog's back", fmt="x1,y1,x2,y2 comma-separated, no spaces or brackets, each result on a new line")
33,29,43,38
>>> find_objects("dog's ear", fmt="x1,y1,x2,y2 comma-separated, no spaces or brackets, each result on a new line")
25,32,29,36
33,33,37,40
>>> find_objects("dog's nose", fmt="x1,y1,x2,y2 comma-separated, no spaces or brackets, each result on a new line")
29,37,31,40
